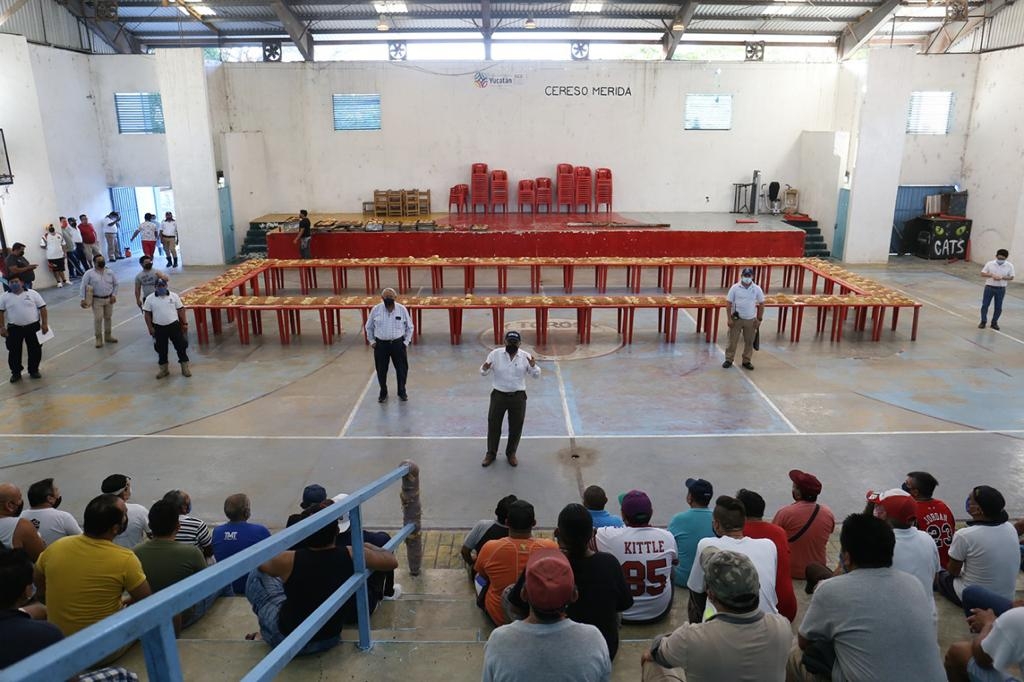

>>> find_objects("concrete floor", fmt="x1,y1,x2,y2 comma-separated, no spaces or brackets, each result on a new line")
1,256,1022,530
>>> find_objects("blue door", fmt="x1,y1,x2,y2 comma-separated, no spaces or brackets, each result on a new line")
218,186,236,262
832,188,850,261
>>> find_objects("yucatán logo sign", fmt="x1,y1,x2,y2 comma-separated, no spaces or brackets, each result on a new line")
474,70,525,88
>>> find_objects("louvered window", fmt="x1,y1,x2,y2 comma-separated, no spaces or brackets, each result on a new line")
906,91,954,135
684,94,732,131
114,93,165,134
333,94,382,131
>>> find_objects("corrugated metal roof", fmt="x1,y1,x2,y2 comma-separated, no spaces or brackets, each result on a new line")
0,0,91,50
980,0,1024,49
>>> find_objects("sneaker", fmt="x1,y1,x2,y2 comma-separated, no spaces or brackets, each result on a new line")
991,323,1001,331
722,360,733,368
383,584,402,601
56,282,64,288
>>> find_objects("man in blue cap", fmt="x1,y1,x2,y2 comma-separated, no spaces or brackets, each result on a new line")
480,330,541,467
723,266,765,370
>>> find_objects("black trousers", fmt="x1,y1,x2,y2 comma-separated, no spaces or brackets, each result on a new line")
154,321,189,364
6,322,41,375
373,338,408,396
487,389,527,457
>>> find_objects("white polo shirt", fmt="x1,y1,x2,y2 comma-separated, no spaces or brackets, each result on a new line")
982,259,1015,288
160,220,178,238
21,507,82,547
481,348,541,392
726,282,766,320
142,291,184,326
0,289,46,326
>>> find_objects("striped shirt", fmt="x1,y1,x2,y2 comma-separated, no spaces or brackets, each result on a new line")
175,515,213,551
364,301,414,344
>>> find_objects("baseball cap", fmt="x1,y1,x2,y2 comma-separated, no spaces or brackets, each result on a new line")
331,492,351,533
789,469,822,496
972,486,1009,523
101,474,131,495
618,490,653,524
523,548,575,612
504,330,522,343
301,484,327,509
701,546,760,610
741,267,754,277
866,489,916,525
685,478,714,504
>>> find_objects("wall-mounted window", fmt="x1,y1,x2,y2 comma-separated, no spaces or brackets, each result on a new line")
114,93,165,134
906,91,954,135
684,94,732,130
332,94,382,131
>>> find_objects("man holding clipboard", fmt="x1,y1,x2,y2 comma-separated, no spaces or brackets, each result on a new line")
0,275,49,383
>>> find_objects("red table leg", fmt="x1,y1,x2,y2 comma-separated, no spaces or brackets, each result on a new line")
891,307,900,331
793,306,805,342
695,308,704,334
319,310,331,344
711,308,721,343
911,307,920,341
192,308,209,344
625,308,636,344
563,265,574,294
669,308,680,343
530,266,541,294
236,309,251,345
492,307,505,344
463,266,475,294
630,267,642,294
497,266,508,293
700,266,709,294
212,309,223,335
664,266,674,294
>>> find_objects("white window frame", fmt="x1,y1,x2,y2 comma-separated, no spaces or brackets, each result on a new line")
906,91,955,135
332,94,382,131
114,93,166,135
684,94,732,131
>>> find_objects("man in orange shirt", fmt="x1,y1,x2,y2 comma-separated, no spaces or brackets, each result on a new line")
474,499,556,625
737,488,797,622
771,469,835,581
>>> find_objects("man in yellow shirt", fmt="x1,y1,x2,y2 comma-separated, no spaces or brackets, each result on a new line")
35,494,151,641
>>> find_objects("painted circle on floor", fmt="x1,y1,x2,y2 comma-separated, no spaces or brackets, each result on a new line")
477,318,624,361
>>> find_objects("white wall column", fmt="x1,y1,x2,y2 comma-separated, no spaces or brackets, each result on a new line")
223,131,271,253
155,49,224,265
798,131,848,250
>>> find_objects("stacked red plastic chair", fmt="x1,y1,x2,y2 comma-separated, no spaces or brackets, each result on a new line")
490,170,509,214
595,168,613,213
517,179,536,213
470,163,489,214
556,163,574,213
448,184,469,213
535,178,553,213
574,166,593,213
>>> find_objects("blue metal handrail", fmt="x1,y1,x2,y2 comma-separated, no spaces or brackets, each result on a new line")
1,462,418,682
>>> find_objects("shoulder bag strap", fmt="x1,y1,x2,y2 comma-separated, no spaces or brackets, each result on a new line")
787,504,820,544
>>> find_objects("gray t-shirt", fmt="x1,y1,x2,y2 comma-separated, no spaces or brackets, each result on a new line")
799,567,945,682
482,618,611,682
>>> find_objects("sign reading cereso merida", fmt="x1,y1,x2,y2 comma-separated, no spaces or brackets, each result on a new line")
543,85,633,97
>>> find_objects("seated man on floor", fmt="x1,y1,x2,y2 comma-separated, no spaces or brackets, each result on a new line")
583,485,623,529
642,548,792,682
945,604,1024,682
213,493,271,595
162,489,214,559
772,469,835,582
787,513,945,682
22,478,82,547
0,483,46,562
936,485,1019,612
668,477,715,589
736,488,797,622
868,489,940,621
903,471,956,568
596,490,678,624
482,548,611,682
246,499,398,655
461,494,517,577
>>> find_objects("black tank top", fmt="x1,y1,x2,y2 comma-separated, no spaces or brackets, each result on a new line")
279,547,355,640
474,523,510,554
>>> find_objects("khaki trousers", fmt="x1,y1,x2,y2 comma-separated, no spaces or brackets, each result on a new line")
642,660,686,682
104,233,120,260
92,298,114,339
161,236,177,264
725,317,758,363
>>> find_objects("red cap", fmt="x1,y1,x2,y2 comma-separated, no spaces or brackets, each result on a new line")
789,469,822,495
523,549,575,612
867,489,916,524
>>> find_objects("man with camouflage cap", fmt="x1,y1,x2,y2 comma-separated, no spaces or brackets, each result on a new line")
641,547,791,681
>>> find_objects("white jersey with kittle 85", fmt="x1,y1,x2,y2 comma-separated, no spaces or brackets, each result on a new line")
595,526,678,622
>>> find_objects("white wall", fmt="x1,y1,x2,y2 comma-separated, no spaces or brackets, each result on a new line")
210,60,838,220
0,34,60,285
223,131,271,252
798,131,848,249
27,45,111,225
89,55,171,188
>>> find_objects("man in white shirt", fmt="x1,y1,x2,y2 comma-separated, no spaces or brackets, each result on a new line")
143,276,190,379
945,606,1024,682
480,330,541,467
160,212,179,268
979,249,1014,330
130,213,160,260
100,474,149,548
688,495,779,623
22,478,82,546
101,211,121,262
0,275,48,382
723,266,765,370
868,489,940,621
596,490,678,623
364,287,413,403
40,225,68,288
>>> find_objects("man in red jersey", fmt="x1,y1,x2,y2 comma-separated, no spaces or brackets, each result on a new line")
904,471,956,568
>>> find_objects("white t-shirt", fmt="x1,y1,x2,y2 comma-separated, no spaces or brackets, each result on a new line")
892,526,940,621
113,502,150,548
0,516,18,548
981,607,1024,675
595,525,677,622
982,259,1015,288
726,282,766,320
20,507,82,547
142,291,184,326
41,232,66,260
688,535,779,616
948,522,1021,600
68,226,83,244
102,217,119,235
160,220,178,238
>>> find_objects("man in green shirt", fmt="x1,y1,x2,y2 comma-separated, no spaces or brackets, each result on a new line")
133,499,222,630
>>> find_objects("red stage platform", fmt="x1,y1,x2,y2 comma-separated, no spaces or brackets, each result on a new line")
263,212,806,260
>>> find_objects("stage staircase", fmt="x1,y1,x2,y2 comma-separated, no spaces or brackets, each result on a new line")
790,220,831,259
239,223,271,260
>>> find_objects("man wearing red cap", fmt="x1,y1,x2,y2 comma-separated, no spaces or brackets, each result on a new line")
482,549,611,682
771,470,835,581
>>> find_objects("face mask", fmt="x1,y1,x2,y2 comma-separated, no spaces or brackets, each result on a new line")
9,283,22,294
95,260,105,269
48,228,55,234
156,285,169,297
996,259,1006,265
741,276,753,285
51,495,62,509
13,502,23,516
143,262,153,270
506,343,519,355
965,495,972,515
383,297,395,306
900,482,912,494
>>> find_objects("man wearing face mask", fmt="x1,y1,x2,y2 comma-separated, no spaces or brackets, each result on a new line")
723,266,764,370
364,287,414,403
130,213,160,259
80,255,118,348
0,483,46,562
40,224,68,288
143,276,190,379
21,478,82,547
979,249,1014,330
4,243,37,290
480,330,541,467
134,255,168,308
0,275,48,383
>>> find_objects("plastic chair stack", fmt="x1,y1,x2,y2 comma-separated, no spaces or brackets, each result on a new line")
448,184,469,213
470,163,489,214
517,179,536,213
595,168,613,213
573,166,593,213
556,163,575,213
535,178,553,213
490,170,509,214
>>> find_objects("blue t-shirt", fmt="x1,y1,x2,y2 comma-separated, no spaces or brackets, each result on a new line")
212,521,272,594
667,507,715,587
588,509,624,529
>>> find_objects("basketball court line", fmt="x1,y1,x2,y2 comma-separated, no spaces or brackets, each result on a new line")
553,360,576,439
337,371,378,437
